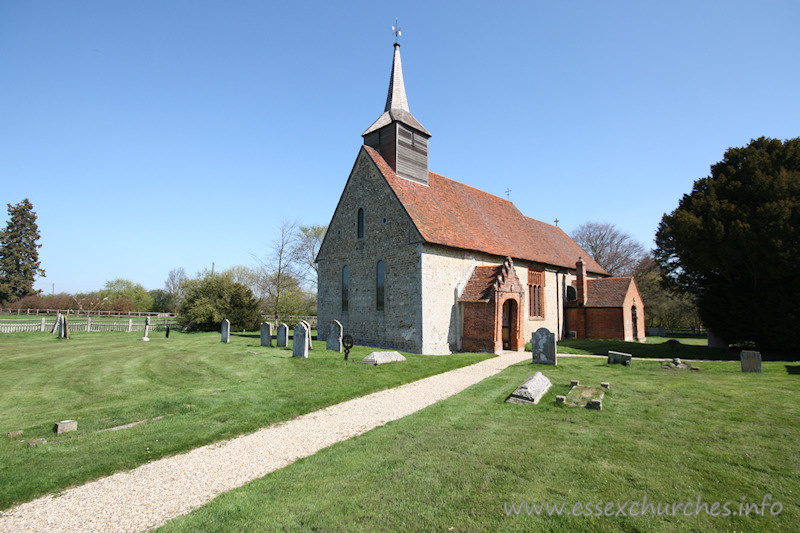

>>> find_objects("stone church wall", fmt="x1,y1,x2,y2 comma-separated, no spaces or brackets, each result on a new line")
317,150,424,352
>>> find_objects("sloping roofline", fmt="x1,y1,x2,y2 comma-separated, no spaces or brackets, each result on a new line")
362,145,608,275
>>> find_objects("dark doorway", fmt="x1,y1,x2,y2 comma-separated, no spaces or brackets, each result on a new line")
632,306,639,340
502,299,517,350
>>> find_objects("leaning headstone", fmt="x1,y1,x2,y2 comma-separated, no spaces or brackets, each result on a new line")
327,320,343,352
260,322,273,347
221,319,230,343
608,351,632,366
277,323,289,347
54,420,77,434
293,323,309,358
740,350,762,373
361,351,406,365
506,372,552,405
142,316,151,342
50,313,61,334
531,327,557,365
301,320,313,350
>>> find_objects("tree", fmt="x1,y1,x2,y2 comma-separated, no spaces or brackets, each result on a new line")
0,199,45,303
291,225,326,289
100,279,154,312
255,219,299,321
177,274,260,332
655,137,800,352
570,222,645,277
164,267,188,312
632,254,701,330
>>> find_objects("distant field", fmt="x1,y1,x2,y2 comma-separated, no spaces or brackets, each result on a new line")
0,331,492,510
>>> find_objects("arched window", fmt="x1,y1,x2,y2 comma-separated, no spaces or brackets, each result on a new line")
342,266,349,312
357,208,364,239
376,260,385,311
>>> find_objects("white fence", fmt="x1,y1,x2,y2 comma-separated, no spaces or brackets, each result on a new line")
0,318,178,334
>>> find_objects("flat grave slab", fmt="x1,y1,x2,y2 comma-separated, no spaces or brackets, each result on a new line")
361,351,406,365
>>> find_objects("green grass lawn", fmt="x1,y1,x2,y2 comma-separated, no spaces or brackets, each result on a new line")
0,331,491,510
158,357,800,532
554,337,734,360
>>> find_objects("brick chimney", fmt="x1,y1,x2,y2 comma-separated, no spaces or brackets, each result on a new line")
576,258,587,306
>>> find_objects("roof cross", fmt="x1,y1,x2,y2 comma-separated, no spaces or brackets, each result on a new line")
554,218,560,226
505,188,512,201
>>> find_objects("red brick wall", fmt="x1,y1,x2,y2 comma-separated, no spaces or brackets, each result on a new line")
565,307,625,340
461,302,496,352
586,308,625,339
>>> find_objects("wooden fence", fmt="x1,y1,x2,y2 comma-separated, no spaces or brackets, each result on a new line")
0,317,179,334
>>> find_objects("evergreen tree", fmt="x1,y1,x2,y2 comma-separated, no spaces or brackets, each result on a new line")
655,137,800,353
0,199,45,303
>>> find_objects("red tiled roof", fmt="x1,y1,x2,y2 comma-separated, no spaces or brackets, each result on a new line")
363,146,608,274
585,277,634,307
458,266,498,302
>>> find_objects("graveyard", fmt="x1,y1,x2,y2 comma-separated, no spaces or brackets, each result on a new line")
0,330,490,510
1,327,798,531
156,354,799,532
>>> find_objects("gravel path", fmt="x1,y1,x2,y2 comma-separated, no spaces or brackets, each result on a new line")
0,351,529,532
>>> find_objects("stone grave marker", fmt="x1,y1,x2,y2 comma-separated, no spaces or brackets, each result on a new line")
221,319,230,343
293,323,309,358
260,322,273,347
54,420,77,434
531,327,557,365
301,320,313,350
361,351,406,365
142,316,151,342
740,350,762,373
608,351,632,366
506,372,552,405
327,320,343,352
277,323,289,347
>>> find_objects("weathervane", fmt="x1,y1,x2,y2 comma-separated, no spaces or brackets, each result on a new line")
505,188,512,201
392,18,402,43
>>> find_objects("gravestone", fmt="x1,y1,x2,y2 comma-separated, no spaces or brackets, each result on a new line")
293,323,309,358
142,316,150,342
740,350,762,373
301,320,313,350
220,319,230,343
361,351,406,365
506,372,552,405
277,323,289,347
531,328,557,365
50,313,61,335
327,320,343,352
260,322,273,347
54,420,77,434
608,351,632,366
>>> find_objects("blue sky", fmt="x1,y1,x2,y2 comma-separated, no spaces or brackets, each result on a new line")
2,1,798,294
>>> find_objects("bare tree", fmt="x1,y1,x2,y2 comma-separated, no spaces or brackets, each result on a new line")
254,220,299,320
291,225,326,290
570,222,645,277
164,267,188,312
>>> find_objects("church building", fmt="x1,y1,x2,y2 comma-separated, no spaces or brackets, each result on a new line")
317,42,645,354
